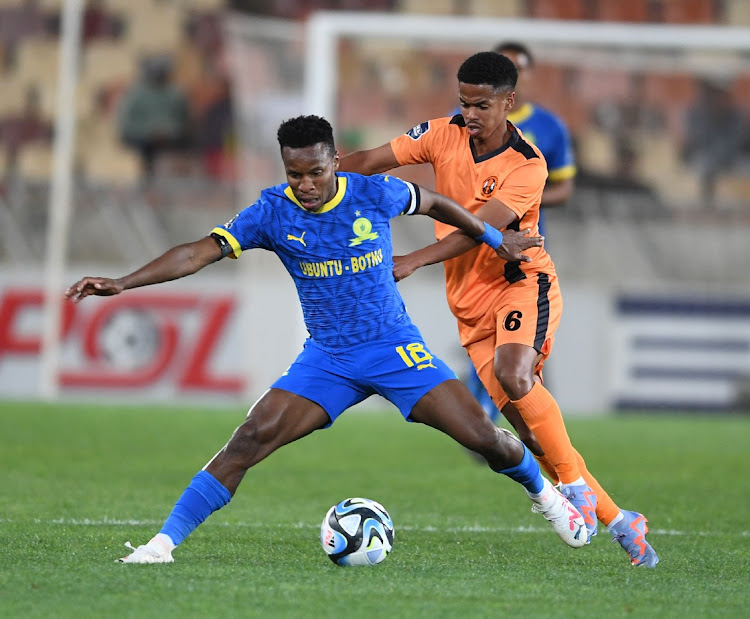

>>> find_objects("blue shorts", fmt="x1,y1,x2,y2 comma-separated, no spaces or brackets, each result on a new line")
271,324,456,424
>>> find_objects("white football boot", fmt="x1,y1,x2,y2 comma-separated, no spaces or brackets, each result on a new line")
528,477,588,548
117,534,175,564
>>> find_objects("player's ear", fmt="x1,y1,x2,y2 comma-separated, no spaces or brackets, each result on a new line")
333,150,340,171
506,90,516,111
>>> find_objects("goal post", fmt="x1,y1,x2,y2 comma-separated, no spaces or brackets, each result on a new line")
296,12,750,413
304,11,750,121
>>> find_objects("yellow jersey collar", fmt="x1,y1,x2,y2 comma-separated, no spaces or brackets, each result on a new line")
284,176,347,214
508,103,534,125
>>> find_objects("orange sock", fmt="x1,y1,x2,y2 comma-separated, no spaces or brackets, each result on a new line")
574,449,621,525
512,382,581,483
535,454,559,484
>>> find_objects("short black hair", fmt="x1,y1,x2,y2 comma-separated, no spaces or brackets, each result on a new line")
457,51,517,92
277,115,335,156
493,41,534,67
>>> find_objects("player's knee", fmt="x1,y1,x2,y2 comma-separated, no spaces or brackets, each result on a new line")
223,420,260,462
224,416,277,466
482,427,524,469
470,426,518,462
460,417,501,455
495,368,534,401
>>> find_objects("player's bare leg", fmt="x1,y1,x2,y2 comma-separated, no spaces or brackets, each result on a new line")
205,389,330,493
493,343,597,540
409,379,523,470
409,379,587,548
119,390,329,563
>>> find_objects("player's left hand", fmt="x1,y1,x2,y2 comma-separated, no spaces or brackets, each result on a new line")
64,277,124,303
392,255,420,281
496,228,543,263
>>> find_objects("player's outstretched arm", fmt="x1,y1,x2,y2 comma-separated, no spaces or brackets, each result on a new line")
65,236,223,303
393,189,543,281
338,144,400,175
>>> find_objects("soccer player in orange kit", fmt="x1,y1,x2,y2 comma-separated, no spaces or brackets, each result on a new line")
340,51,658,568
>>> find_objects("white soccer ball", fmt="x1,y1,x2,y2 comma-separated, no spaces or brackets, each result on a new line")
320,497,394,566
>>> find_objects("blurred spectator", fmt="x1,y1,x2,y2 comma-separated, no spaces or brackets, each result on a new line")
682,79,746,208
593,73,665,183
81,0,123,45
0,0,48,68
117,56,192,181
0,85,53,170
229,0,396,19
197,77,236,181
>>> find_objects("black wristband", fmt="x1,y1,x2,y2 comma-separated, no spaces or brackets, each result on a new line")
210,232,233,258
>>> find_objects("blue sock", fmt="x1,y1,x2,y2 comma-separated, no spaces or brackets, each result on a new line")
159,470,232,546
496,446,544,494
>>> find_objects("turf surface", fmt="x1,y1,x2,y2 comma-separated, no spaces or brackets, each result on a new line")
0,401,748,618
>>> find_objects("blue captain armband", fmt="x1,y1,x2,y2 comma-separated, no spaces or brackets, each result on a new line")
475,223,504,250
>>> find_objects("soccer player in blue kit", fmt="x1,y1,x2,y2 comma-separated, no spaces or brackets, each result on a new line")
65,115,587,564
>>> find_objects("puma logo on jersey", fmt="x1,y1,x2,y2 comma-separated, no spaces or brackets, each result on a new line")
287,231,306,246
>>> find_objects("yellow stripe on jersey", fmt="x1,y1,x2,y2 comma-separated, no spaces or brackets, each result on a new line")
547,164,577,182
284,176,348,214
211,227,242,259
508,103,534,125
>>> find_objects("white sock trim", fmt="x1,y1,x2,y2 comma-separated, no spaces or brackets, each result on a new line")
559,477,586,489
606,512,625,532
526,477,552,500
152,533,176,552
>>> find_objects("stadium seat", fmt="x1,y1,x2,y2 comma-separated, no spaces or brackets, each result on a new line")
633,133,680,185
597,0,649,22
30,82,60,121
185,0,225,10
38,0,64,9
15,40,60,86
122,2,183,55
81,40,137,87
468,0,522,17
399,0,454,15
528,0,588,19
0,75,27,118
104,0,154,14
577,128,616,175
17,143,54,182
716,174,750,206
84,145,140,186
663,0,718,23
76,115,119,153
724,0,750,25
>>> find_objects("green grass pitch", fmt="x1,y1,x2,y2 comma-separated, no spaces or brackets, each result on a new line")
0,401,748,618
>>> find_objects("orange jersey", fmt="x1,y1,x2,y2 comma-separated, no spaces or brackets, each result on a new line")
390,115,557,327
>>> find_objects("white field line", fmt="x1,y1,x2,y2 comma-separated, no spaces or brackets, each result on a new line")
1,517,748,537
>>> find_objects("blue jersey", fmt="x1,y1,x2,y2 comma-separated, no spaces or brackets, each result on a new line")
211,172,421,350
507,103,575,184
507,104,575,236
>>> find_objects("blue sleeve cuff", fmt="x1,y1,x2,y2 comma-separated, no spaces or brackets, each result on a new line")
475,223,504,250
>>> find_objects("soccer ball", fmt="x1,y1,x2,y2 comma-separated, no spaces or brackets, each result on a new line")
320,497,394,566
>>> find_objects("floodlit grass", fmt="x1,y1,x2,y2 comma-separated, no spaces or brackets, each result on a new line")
0,401,748,618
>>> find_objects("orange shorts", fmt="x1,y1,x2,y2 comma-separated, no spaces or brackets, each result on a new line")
461,272,562,410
